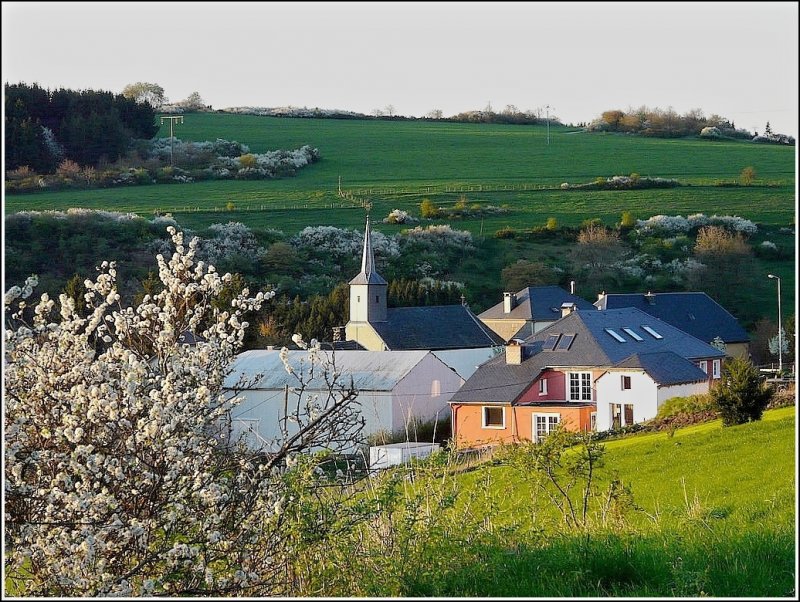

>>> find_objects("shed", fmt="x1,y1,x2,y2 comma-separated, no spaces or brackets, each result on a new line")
369,442,440,470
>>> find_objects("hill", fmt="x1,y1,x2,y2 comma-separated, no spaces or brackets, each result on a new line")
328,407,796,597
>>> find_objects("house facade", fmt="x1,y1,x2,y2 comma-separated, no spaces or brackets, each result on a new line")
449,307,724,448
595,291,750,359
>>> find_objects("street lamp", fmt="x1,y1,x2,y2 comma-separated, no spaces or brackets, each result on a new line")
767,274,783,375
160,115,184,166
545,105,554,145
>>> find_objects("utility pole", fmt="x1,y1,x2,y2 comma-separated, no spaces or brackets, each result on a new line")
160,115,184,166
545,105,554,145
768,274,783,375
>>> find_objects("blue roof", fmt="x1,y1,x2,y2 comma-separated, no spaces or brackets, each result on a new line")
596,292,749,344
450,307,723,404
479,286,595,322
372,305,504,351
612,351,710,385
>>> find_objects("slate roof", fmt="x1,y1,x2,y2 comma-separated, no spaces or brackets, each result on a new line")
595,292,749,344
224,349,430,391
372,305,504,351
610,351,710,386
432,348,502,380
450,307,723,403
479,286,596,322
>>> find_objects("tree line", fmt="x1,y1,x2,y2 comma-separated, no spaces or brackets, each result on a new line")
5,83,158,172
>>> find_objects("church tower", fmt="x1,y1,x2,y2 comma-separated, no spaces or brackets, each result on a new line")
348,216,387,324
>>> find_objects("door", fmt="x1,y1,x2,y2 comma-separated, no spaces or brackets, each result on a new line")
533,413,560,442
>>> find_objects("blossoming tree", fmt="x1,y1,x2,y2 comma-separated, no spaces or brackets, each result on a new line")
4,227,365,596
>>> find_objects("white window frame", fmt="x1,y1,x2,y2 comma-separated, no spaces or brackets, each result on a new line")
569,372,592,401
538,378,548,395
533,412,560,442
712,359,721,378
482,406,506,429
698,361,708,374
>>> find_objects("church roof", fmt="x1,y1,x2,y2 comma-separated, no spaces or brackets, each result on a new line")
349,215,387,285
371,305,504,351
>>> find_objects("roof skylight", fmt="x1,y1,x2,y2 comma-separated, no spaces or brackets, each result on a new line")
542,333,561,350
604,328,626,342
642,325,663,339
555,333,576,350
622,327,644,341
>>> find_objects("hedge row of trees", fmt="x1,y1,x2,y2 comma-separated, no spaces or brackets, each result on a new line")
5,83,158,172
589,106,751,139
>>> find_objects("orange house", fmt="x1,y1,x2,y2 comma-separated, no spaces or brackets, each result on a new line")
450,306,726,449
450,362,597,447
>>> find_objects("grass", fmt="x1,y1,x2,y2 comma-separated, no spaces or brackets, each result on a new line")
371,407,797,597
5,114,795,231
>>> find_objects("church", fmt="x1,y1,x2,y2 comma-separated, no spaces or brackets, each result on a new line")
344,217,504,353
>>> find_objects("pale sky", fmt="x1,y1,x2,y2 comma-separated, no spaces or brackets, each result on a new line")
2,1,798,136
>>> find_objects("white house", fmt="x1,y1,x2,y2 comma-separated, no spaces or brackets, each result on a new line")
223,349,464,452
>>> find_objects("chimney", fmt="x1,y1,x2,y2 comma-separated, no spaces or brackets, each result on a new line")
503,292,517,314
570,280,576,295
506,340,523,365
266,345,275,351
644,291,656,306
597,290,606,302
561,302,576,318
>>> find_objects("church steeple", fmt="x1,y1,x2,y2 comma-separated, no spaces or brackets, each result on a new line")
348,216,387,323
349,215,387,286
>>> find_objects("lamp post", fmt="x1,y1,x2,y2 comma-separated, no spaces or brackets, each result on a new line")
545,105,554,145
160,115,184,166
767,274,783,375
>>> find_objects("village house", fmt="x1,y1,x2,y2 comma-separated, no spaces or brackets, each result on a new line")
449,305,725,448
478,284,596,341
595,291,750,359
223,349,464,452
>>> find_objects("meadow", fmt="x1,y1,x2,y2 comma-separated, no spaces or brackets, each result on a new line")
5,113,795,232
4,113,796,327
339,407,797,597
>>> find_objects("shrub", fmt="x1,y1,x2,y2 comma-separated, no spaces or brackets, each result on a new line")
419,198,441,219
700,126,722,139
383,209,417,225
739,166,756,186
656,393,717,420
711,357,773,426
545,217,558,231
620,211,635,229
494,226,517,239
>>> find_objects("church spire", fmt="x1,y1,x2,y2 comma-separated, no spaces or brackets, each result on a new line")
349,215,387,285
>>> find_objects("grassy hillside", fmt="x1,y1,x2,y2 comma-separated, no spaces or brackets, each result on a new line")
5,114,795,230
4,113,795,327
347,407,796,597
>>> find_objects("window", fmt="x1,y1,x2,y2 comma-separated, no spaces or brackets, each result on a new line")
431,379,441,397
375,295,380,303
569,372,592,401
590,412,597,431
621,375,632,390
611,403,635,428
533,413,560,442
539,378,548,395
624,404,634,425
555,333,576,350
698,361,707,374
642,325,663,339
482,406,505,429
712,359,721,378
542,334,561,350
622,327,644,341
605,328,626,342
357,295,361,303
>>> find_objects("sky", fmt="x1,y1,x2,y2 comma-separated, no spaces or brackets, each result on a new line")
2,1,799,136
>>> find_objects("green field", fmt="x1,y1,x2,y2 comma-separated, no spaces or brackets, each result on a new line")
348,407,797,597
5,113,796,232
4,113,796,326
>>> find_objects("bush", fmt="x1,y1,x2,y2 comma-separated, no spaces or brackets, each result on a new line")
656,393,717,420
711,358,773,426
420,198,441,219
494,226,517,239
546,217,558,231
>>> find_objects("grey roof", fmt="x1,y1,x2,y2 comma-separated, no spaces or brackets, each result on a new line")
611,351,710,386
349,216,387,285
595,292,749,344
479,286,595,321
450,307,723,404
432,348,501,380
224,349,430,391
372,305,504,351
